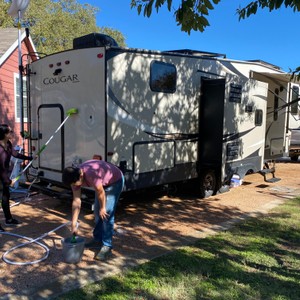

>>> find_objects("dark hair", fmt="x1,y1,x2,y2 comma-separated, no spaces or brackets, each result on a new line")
0,124,10,140
62,167,81,186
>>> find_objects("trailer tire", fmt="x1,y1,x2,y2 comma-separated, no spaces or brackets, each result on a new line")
199,169,217,198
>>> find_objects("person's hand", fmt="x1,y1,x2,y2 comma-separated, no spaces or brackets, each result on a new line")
99,208,109,220
71,223,78,235
27,155,37,161
10,178,17,187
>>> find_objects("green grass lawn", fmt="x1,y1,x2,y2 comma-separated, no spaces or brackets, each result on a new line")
59,197,300,300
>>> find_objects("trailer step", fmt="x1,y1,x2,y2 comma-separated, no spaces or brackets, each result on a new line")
259,168,275,175
265,177,281,183
259,165,281,183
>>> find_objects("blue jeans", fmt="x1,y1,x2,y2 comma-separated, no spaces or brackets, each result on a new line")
93,176,124,248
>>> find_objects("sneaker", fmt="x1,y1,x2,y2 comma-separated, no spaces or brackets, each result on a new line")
95,246,112,261
5,218,21,226
84,239,102,249
0,224,5,232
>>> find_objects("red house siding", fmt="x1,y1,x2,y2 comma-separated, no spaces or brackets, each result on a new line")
0,40,32,152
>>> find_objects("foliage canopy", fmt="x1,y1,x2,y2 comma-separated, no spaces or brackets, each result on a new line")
0,0,126,55
131,0,300,76
131,0,300,34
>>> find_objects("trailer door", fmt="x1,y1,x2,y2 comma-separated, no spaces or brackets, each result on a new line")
38,104,64,172
198,78,225,176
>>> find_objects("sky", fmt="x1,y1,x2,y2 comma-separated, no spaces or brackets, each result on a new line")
80,1,299,72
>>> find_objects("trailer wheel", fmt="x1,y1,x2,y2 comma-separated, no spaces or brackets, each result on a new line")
199,169,217,198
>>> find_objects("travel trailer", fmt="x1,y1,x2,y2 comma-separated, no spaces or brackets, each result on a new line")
23,33,297,198
286,83,300,161
250,71,300,162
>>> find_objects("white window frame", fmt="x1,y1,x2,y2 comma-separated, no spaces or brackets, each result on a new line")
14,73,28,122
290,85,299,117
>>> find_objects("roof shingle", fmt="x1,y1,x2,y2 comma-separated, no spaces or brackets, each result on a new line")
0,28,21,58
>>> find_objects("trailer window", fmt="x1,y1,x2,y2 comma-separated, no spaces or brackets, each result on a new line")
150,61,176,93
274,88,279,121
255,109,263,126
290,86,299,115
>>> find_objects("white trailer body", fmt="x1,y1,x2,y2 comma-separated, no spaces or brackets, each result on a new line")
26,34,293,196
249,71,300,160
287,82,300,161
288,83,300,131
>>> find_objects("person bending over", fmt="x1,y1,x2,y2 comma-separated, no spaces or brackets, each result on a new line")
62,159,124,261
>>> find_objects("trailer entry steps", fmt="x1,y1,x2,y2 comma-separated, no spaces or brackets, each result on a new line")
259,162,281,183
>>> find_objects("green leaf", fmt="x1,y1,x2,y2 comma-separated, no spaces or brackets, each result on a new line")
154,0,164,10
252,2,258,14
269,1,275,10
199,15,210,27
199,5,209,15
294,1,300,11
203,0,214,10
275,0,284,9
137,4,142,15
145,3,153,17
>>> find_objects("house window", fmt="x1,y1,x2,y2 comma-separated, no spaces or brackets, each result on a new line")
150,61,176,93
14,73,28,122
290,86,299,115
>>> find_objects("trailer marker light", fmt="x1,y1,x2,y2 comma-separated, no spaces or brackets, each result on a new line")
93,154,102,160
97,53,103,58
49,64,53,68
57,62,61,66
65,60,70,65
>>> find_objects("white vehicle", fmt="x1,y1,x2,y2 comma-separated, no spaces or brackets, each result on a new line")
25,33,296,197
251,72,300,161
286,83,300,161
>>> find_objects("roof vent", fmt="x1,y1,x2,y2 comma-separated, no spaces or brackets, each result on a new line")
73,33,118,49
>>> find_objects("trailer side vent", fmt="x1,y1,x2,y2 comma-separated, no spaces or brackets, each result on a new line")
73,33,118,49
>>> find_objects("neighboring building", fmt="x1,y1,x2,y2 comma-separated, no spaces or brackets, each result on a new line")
0,27,38,149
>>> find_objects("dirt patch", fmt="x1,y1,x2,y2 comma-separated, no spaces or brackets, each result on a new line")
1,160,300,299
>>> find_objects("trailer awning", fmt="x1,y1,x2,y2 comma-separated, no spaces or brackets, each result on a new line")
250,70,300,84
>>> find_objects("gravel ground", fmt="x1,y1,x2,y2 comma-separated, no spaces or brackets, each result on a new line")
0,159,300,300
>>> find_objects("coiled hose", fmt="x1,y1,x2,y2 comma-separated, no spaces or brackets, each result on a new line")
1,221,71,265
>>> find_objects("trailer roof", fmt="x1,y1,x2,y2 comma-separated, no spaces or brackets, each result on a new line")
163,49,226,58
247,59,281,70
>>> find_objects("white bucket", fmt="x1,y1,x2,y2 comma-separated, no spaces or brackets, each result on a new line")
61,236,85,264
230,174,242,188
